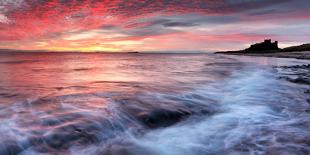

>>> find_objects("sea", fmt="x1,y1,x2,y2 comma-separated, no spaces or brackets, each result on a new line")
0,52,309,155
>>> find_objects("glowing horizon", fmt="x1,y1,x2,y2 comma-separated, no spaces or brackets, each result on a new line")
0,0,309,52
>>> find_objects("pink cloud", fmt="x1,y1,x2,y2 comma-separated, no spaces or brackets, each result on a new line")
0,0,308,51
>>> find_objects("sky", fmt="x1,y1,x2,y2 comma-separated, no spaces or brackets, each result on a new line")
0,0,309,52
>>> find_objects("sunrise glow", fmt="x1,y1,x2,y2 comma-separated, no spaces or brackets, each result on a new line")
0,0,309,52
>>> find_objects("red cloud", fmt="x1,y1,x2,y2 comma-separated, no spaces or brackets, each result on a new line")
0,0,308,51
2,0,301,40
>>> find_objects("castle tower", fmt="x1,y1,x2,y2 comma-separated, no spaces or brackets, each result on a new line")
264,39,271,43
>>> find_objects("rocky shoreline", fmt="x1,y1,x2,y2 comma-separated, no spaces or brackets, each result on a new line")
275,64,310,104
216,51,310,60
276,64,310,85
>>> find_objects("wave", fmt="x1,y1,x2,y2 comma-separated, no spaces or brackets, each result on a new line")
61,66,309,155
0,54,308,155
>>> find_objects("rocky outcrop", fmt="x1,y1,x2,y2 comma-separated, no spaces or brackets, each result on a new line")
282,43,310,52
136,109,191,128
277,64,310,85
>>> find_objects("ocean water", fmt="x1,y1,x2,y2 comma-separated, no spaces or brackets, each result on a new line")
0,52,309,155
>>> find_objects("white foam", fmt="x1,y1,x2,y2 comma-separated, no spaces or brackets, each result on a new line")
127,67,305,155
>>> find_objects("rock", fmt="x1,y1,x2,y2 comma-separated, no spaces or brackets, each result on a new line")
136,109,191,128
276,64,310,85
28,119,121,152
38,124,100,151
288,77,310,85
0,141,24,155
282,43,310,52
115,98,194,129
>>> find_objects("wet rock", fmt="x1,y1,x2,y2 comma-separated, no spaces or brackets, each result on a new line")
115,97,195,128
136,109,191,128
100,143,156,155
276,64,310,85
0,141,24,155
288,77,310,85
278,64,310,70
266,146,309,155
115,92,221,130
30,120,116,152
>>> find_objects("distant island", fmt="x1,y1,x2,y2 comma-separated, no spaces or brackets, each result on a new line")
216,39,310,60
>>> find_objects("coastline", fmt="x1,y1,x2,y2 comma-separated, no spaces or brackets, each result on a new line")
216,50,310,98
215,51,310,60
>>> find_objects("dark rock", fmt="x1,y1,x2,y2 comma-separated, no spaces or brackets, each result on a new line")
276,64,310,85
288,77,310,85
266,146,309,155
0,141,24,155
115,97,195,129
38,124,100,151
136,109,191,128
28,119,123,152
282,43,310,52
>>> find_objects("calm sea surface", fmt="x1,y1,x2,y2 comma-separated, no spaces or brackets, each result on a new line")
0,52,309,155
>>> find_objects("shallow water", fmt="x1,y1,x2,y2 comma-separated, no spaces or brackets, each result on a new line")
0,52,309,155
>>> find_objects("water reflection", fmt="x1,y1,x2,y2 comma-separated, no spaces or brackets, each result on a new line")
0,52,309,155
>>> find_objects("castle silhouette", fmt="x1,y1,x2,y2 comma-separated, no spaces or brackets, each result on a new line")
246,39,279,51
